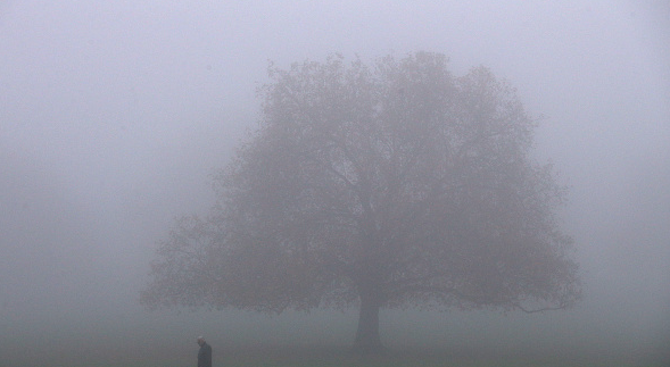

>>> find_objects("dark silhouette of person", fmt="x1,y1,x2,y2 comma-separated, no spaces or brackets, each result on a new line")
197,336,212,367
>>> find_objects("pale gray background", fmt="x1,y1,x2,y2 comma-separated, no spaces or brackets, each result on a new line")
1,0,669,362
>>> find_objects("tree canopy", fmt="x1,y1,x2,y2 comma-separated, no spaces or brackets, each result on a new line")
141,52,581,353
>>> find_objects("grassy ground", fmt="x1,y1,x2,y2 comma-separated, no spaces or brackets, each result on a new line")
213,347,668,367
3,344,667,367
20,347,664,367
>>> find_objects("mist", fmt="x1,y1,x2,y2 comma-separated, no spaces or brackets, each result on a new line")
1,0,669,365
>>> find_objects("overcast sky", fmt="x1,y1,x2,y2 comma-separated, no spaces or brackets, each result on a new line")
1,0,669,358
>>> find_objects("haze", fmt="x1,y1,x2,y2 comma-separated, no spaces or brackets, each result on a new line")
1,0,668,365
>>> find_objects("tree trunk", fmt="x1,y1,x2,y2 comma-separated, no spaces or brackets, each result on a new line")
352,293,383,354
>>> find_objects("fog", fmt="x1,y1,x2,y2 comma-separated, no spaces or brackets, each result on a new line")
1,0,669,364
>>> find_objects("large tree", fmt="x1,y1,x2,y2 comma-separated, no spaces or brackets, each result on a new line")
141,52,581,353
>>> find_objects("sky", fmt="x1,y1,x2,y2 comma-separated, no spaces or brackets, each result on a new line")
1,0,669,363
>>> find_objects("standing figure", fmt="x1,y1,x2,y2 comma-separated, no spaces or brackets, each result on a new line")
197,336,212,367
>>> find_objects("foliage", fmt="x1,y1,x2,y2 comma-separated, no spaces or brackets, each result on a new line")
141,52,581,351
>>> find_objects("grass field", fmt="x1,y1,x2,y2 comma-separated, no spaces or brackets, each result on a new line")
5,344,667,367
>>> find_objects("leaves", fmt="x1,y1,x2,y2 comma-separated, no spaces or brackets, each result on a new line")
143,52,581,316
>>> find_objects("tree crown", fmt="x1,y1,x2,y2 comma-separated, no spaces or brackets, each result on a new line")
142,52,581,316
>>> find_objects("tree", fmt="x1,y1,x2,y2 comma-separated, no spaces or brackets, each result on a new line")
141,52,581,354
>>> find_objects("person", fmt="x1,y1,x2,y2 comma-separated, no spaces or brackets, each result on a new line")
197,336,212,367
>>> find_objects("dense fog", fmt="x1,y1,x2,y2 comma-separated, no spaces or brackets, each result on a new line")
1,0,668,365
